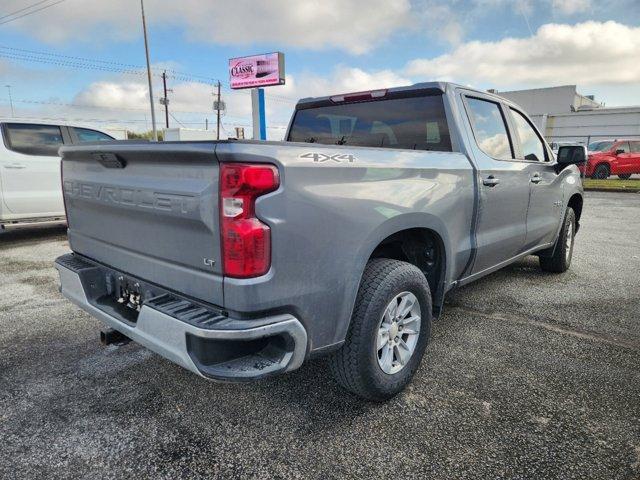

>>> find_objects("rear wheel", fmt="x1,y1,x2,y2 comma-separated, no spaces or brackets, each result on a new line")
618,174,632,180
329,259,432,401
592,164,610,179
540,207,576,273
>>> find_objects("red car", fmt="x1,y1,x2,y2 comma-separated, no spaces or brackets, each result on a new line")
583,139,640,179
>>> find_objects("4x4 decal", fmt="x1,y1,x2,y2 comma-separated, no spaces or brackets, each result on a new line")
300,152,356,163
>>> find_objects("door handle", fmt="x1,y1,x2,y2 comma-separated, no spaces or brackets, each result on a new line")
482,175,500,187
530,173,542,184
4,164,26,169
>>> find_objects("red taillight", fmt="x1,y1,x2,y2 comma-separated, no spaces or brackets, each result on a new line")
220,163,279,278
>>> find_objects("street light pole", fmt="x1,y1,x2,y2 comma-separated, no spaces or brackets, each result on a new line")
216,81,221,140
5,85,14,117
140,0,158,141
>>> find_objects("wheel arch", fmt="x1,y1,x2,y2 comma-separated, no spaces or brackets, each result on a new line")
352,213,453,318
367,227,447,313
567,193,583,232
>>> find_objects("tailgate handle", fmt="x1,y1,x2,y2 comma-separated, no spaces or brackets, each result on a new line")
92,152,126,169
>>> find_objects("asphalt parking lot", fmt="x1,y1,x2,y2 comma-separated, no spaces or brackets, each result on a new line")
1,191,639,480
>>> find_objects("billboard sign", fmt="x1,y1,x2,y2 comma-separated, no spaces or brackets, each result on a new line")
229,52,285,90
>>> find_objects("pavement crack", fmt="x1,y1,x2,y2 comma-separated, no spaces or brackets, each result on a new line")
449,305,640,350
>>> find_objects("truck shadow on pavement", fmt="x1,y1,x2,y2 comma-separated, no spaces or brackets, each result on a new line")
0,224,67,246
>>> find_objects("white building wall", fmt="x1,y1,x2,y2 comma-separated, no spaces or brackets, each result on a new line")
497,86,638,145
498,85,602,116
163,128,222,141
542,108,640,144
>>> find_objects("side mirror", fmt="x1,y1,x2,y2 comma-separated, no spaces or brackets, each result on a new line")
556,145,587,171
615,148,625,155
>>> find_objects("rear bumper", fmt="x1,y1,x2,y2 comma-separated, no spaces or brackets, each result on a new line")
55,253,307,381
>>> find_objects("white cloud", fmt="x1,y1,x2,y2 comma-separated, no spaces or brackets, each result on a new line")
61,65,411,139
551,0,592,14
405,21,640,86
70,77,254,132
1,0,412,55
411,1,465,46
168,0,412,55
282,66,412,98
74,82,149,110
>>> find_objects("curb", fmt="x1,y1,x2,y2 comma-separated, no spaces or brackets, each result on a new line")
583,187,640,194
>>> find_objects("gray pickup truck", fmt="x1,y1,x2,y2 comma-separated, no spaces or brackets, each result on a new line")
55,82,585,401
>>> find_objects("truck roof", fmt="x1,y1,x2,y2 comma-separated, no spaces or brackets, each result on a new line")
296,81,505,107
0,117,110,132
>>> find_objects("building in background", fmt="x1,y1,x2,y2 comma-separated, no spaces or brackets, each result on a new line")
103,128,128,140
494,85,640,145
163,128,222,141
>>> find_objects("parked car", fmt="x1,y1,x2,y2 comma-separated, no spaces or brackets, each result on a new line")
0,119,114,229
584,139,640,179
55,82,585,401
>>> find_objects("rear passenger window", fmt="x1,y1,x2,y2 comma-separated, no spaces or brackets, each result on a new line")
3,123,64,156
465,98,513,160
630,141,640,153
509,108,547,162
74,128,114,143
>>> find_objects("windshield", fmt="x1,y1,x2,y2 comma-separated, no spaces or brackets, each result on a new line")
588,141,614,152
287,94,452,152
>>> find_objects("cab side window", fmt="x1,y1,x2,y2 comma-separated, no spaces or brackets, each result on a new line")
465,97,514,160
3,123,64,156
509,108,547,162
630,141,640,153
73,127,114,143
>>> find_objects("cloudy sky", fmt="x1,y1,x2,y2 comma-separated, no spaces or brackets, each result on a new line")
0,0,638,138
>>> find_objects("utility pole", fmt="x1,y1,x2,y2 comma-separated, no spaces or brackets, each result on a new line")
5,85,14,117
161,71,169,128
140,0,158,141
216,81,221,140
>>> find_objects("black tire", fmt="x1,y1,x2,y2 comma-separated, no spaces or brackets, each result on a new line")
540,207,576,273
618,174,632,180
329,259,432,401
592,164,610,179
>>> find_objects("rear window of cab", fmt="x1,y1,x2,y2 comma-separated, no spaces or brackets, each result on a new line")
287,94,452,152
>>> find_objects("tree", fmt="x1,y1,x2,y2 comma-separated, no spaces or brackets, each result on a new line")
126,130,164,141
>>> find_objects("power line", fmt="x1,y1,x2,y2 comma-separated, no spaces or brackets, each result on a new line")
0,0,68,26
0,98,290,128
0,45,299,103
0,112,289,131
0,45,222,83
0,52,219,85
168,111,186,127
0,0,52,21
5,97,291,119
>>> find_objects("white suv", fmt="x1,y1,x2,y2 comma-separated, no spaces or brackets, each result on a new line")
0,120,115,229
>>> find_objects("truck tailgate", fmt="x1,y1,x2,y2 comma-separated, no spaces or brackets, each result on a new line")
60,142,223,306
